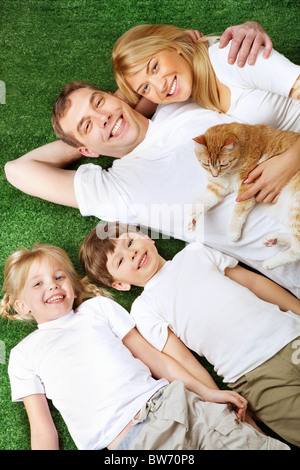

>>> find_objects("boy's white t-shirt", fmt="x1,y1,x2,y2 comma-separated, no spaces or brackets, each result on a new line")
8,296,168,450
131,243,300,384
209,41,300,131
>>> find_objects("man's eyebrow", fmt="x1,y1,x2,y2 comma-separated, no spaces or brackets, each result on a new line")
76,91,101,134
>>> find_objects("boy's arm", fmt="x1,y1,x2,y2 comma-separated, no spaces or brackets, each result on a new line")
225,264,300,315
23,394,59,450
5,140,81,207
162,329,219,390
123,327,247,420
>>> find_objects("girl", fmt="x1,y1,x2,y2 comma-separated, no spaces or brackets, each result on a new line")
2,243,285,450
112,23,300,204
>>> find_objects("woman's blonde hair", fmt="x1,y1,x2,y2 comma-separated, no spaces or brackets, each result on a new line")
0,244,108,322
113,24,221,112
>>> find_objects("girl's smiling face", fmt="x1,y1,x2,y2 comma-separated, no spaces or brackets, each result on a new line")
15,257,76,324
126,49,193,104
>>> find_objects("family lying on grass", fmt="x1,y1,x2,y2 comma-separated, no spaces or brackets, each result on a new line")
2,21,300,450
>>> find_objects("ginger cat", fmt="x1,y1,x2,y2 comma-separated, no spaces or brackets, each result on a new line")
185,122,300,270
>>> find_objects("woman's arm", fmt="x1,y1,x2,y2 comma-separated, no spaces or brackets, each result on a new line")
237,135,300,204
123,327,247,420
23,394,59,450
225,264,300,315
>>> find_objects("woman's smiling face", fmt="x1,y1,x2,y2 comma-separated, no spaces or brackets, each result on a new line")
126,49,194,104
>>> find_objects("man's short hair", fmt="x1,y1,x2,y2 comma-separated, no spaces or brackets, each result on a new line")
51,80,104,148
79,222,141,287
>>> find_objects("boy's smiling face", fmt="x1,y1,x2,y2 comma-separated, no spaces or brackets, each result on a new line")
106,232,165,290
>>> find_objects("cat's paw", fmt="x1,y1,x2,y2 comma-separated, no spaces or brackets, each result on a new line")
262,233,291,247
185,206,203,232
185,211,197,232
262,258,278,270
263,237,278,247
228,226,242,242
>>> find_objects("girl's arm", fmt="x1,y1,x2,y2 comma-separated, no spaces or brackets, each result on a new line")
23,394,59,450
123,327,247,420
225,264,300,315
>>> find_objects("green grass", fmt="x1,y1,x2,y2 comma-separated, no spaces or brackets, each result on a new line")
0,0,299,450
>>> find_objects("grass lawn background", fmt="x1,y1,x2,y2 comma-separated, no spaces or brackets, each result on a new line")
0,0,299,450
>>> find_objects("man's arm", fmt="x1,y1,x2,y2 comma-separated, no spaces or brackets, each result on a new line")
225,264,300,315
23,394,59,450
123,327,247,420
5,140,81,208
219,21,273,67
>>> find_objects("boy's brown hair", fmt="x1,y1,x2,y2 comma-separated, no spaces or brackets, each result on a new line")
79,222,141,287
51,80,104,148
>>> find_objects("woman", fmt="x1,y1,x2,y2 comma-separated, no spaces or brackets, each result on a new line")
113,23,300,203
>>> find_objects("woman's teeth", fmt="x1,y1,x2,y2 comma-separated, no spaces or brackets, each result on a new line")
168,78,177,96
111,117,123,136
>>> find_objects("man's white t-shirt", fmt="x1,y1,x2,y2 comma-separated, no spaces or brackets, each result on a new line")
131,243,300,383
74,100,300,297
209,41,300,131
8,296,168,450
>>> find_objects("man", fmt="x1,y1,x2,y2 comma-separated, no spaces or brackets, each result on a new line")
5,26,300,297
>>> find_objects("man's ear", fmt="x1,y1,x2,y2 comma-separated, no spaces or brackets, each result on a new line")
78,147,100,158
111,281,132,291
14,299,31,315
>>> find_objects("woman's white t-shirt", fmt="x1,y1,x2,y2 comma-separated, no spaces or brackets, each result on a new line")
8,296,168,450
131,243,300,383
209,41,300,130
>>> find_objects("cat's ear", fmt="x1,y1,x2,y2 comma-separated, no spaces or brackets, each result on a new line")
193,135,207,151
223,137,238,151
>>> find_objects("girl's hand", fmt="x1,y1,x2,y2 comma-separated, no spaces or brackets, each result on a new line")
219,21,273,67
202,388,248,421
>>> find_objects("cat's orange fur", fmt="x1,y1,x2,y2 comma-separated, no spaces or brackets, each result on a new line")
186,122,300,270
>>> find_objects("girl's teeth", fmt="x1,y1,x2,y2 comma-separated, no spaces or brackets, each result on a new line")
111,118,123,136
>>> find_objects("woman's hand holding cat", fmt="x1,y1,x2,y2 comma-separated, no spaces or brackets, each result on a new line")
237,138,300,204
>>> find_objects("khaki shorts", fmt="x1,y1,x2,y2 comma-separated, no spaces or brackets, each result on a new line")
228,337,300,447
116,381,289,450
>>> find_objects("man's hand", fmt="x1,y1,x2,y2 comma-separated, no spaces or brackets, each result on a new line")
219,21,273,67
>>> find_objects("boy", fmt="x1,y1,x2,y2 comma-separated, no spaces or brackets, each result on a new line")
79,222,300,448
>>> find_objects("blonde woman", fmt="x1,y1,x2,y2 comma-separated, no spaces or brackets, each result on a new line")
113,23,300,204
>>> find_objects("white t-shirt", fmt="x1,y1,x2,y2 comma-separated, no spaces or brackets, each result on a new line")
8,296,168,450
74,101,300,297
131,243,300,383
209,41,300,130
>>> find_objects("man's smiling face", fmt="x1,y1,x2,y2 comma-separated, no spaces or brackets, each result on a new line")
59,88,149,158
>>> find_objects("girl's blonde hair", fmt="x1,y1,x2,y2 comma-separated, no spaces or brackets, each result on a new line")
113,24,221,112
0,244,108,322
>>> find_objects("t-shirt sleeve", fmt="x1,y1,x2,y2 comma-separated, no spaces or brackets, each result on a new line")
197,244,238,274
131,297,169,351
74,163,136,223
8,346,45,402
210,41,300,97
92,296,135,340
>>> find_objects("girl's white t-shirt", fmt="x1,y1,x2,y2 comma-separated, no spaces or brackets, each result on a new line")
8,296,168,450
131,243,300,383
